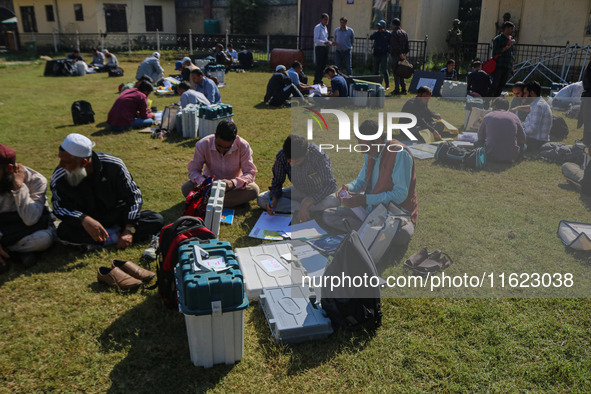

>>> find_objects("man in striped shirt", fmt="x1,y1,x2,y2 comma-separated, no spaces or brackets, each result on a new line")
257,135,339,223
50,134,163,249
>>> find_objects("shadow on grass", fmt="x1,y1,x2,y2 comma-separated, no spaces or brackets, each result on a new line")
162,132,198,148
159,201,186,224
100,295,234,393
0,243,88,289
233,207,265,248
248,303,375,376
253,102,288,110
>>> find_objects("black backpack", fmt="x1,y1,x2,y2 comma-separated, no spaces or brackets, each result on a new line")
550,114,569,141
71,100,95,125
321,222,382,331
108,67,124,77
435,141,486,170
152,216,215,309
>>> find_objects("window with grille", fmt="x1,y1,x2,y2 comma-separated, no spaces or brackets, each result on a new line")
104,4,127,32
145,6,163,32
45,5,54,22
20,6,37,32
74,4,84,21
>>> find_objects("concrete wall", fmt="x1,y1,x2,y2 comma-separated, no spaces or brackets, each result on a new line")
330,0,459,53
13,0,176,34
479,0,591,46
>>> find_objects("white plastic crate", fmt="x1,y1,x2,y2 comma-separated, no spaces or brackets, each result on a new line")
440,80,467,100
234,242,308,300
198,116,232,138
181,104,200,138
184,309,244,368
205,180,226,237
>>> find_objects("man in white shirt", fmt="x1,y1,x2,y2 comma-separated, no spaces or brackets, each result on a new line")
314,13,332,85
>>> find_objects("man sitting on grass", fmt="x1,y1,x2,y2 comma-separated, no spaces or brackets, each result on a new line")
177,82,211,108
107,80,155,131
322,120,417,245
510,81,553,152
257,134,339,223
136,52,164,85
0,144,55,272
477,97,526,163
322,65,349,97
182,120,260,207
51,134,163,250
264,65,306,106
190,68,221,104
401,86,443,141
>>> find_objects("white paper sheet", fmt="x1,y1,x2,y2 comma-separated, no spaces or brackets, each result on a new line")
290,219,328,240
248,212,292,240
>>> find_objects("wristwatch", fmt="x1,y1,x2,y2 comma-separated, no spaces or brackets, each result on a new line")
124,225,136,234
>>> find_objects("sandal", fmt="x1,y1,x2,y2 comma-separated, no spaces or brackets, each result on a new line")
413,251,452,274
403,247,430,270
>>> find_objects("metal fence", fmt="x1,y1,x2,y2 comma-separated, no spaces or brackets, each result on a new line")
19,31,428,73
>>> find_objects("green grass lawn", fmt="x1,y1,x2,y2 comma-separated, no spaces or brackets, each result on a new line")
0,59,590,392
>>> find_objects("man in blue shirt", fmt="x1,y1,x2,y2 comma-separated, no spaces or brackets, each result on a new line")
313,13,332,85
287,61,312,94
333,17,355,75
370,20,391,89
323,120,418,245
511,81,553,151
323,66,348,97
136,52,164,84
190,68,221,104
177,82,211,108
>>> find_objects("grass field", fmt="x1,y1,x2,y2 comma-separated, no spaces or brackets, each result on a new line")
0,58,590,392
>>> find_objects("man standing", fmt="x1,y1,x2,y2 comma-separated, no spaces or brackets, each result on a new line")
0,145,54,271
333,17,355,76
182,120,260,207
390,18,410,95
51,134,163,249
190,69,221,104
323,120,417,246
257,135,339,223
136,52,164,84
401,86,442,141
177,82,211,108
107,80,155,131
264,65,306,106
313,13,332,85
489,21,515,97
445,19,462,64
370,20,391,90
477,97,526,162
512,81,552,151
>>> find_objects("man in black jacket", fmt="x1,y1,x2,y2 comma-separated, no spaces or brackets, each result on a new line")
264,65,306,106
50,133,163,249
389,18,410,95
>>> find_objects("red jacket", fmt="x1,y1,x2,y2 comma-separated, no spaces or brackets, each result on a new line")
107,88,151,127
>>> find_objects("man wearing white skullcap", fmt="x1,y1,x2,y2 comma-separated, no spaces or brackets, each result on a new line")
136,52,164,84
50,133,163,250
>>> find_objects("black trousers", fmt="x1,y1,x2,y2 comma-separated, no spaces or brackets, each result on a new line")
0,211,50,247
489,66,512,97
269,84,304,106
57,210,164,245
314,46,329,85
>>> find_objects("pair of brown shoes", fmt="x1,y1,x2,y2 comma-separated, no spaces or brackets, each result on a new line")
97,259,156,290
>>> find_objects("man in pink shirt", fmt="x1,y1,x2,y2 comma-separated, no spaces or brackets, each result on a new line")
107,80,155,131
181,120,259,207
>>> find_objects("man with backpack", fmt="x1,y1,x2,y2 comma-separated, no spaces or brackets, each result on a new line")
50,134,163,250
322,120,418,246
181,120,259,208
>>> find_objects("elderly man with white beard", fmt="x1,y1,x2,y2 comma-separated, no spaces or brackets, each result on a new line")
50,134,163,250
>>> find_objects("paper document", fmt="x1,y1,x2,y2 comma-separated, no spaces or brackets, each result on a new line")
198,257,228,272
290,220,328,240
249,212,292,240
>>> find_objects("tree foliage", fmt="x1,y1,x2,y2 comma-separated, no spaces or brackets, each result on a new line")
230,0,268,34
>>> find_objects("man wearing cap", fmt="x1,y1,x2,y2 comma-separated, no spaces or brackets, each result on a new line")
180,57,198,82
190,68,221,104
107,80,155,131
370,20,391,90
264,65,306,106
136,52,164,84
0,145,55,271
446,19,462,64
390,18,410,95
177,82,211,108
50,134,164,250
